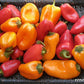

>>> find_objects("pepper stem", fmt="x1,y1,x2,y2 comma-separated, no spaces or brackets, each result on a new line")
41,47,47,56
36,40,45,46
5,46,13,52
47,32,55,36
75,46,84,53
36,64,43,74
16,19,22,28
64,21,68,24
53,0,55,6
76,63,81,72
60,50,71,59
0,69,3,76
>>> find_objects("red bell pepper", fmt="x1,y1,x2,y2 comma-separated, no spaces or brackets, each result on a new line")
52,21,67,35
0,60,20,77
60,3,79,23
0,7,12,25
56,30,74,60
36,19,54,41
70,16,84,34
74,33,84,45
11,47,24,60
7,5,21,18
23,41,46,63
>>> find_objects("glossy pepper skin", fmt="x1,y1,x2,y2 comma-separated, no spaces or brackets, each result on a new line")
72,44,84,69
0,32,17,49
70,16,84,34
52,21,67,36
0,60,20,77
40,0,61,25
74,34,84,45
1,17,22,32
7,5,21,18
17,23,37,50
23,41,46,63
19,61,43,80
21,3,39,24
11,47,24,60
60,3,79,23
0,7,12,25
36,19,54,41
43,60,81,79
42,32,59,61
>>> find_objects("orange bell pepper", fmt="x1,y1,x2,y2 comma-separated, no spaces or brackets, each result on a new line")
17,23,37,50
42,32,59,61
72,44,84,69
43,60,81,79
0,32,17,49
18,61,43,80
21,3,39,24
40,0,61,25
1,17,21,32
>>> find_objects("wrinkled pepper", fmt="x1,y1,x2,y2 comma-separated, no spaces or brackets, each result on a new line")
70,16,84,34
74,33,84,45
23,41,46,63
0,32,17,49
36,19,54,41
40,0,61,25
0,7,12,25
60,3,79,23
42,32,59,61
0,60,20,77
43,60,81,79
19,61,43,80
11,47,24,60
52,21,67,36
21,3,39,24
1,17,22,32
56,30,73,60
7,4,21,18
17,23,37,50
72,44,84,69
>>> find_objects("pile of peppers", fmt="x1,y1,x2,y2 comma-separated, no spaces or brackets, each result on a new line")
0,0,84,80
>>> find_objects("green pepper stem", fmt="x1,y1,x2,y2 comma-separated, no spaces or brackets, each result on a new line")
64,21,68,24
16,19,22,28
47,32,55,36
41,47,47,56
5,46,13,52
60,50,71,59
0,69,3,76
75,46,84,53
53,0,55,6
76,63,81,72
36,40,45,46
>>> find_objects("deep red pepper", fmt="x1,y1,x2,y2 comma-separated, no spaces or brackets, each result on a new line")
7,5,21,18
0,7,12,25
60,3,79,23
36,19,54,41
11,47,24,60
0,60,20,77
74,33,84,45
56,30,73,60
52,21,67,35
70,16,84,34
23,41,46,63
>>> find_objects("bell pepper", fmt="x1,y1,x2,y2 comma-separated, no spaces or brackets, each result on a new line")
52,21,67,36
74,33,84,45
60,3,79,23
36,19,54,41
70,16,84,34
17,23,37,50
0,7,12,25
1,17,22,32
0,32,17,49
7,4,21,18
23,41,46,63
42,32,59,61
11,47,24,60
0,32,4,37
43,60,81,79
40,0,61,25
21,3,39,24
72,44,84,69
19,61,43,80
0,60,20,77
56,30,73,60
